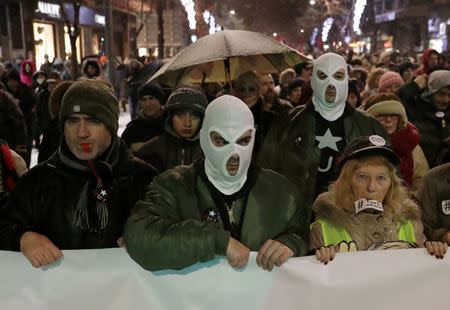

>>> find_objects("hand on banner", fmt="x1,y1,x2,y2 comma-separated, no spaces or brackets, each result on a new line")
226,237,250,269
20,231,63,268
315,245,338,264
256,239,294,271
424,241,447,259
117,236,127,252
444,231,450,245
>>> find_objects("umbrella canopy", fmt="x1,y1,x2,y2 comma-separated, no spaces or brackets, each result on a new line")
147,30,311,87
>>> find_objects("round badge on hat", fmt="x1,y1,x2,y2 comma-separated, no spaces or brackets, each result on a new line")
203,208,220,223
369,135,386,146
435,111,445,118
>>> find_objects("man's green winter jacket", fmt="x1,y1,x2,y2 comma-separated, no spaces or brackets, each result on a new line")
123,164,309,271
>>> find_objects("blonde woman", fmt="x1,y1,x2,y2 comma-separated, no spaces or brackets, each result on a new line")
310,135,447,264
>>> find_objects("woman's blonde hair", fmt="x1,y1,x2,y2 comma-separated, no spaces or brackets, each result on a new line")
329,155,408,212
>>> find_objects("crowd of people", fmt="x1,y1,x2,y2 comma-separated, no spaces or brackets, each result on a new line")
0,46,449,272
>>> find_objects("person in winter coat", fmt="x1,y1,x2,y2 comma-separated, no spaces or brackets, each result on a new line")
135,86,206,173
362,93,429,192
277,68,296,98
0,77,158,268
38,81,73,163
5,69,36,166
0,86,28,161
347,79,361,107
0,139,27,208
285,78,306,107
416,163,450,246
377,71,404,94
396,70,450,168
233,71,291,157
112,57,128,112
61,59,74,81
35,72,61,156
20,59,36,88
399,61,415,84
416,49,440,76
310,135,447,264
126,59,144,120
32,71,47,94
121,83,165,154
123,95,309,272
360,68,386,102
258,53,389,224
82,58,102,79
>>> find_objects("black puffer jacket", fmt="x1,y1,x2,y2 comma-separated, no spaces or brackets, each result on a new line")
0,89,28,159
121,112,164,155
0,138,157,251
135,123,203,174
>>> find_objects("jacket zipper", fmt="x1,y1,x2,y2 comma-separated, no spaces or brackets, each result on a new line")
181,147,185,165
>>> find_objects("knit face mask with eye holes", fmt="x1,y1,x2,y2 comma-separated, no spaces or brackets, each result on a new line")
200,95,255,195
311,53,349,121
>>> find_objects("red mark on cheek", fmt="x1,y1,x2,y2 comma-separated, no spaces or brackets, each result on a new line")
82,143,89,151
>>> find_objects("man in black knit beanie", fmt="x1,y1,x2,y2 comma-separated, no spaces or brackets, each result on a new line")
0,77,157,268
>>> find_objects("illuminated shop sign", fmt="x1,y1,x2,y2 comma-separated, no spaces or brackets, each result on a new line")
36,2,60,19
35,2,105,28
95,14,105,25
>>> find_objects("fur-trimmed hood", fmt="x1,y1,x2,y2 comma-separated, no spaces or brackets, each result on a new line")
313,191,422,232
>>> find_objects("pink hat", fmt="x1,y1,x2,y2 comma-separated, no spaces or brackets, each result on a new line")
378,71,404,93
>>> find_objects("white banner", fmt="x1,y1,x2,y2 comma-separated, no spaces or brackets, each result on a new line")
0,248,449,309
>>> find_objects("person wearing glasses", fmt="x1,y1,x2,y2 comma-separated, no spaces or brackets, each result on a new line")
362,93,429,193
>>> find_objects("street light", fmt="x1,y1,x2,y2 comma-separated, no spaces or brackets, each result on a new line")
300,29,304,33
309,0,316,5
273,32,278,37
229,10,235,15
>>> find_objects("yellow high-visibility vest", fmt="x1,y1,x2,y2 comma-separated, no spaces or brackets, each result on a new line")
311,219,416,247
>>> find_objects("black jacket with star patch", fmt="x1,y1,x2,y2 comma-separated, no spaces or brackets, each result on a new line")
257,101,389,223
0,138,157,251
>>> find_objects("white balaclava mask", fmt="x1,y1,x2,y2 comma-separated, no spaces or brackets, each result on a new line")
200,95,255,195
310,53,349,121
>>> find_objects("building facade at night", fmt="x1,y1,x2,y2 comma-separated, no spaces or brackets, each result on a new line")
373,0,449,54
0,0,191,66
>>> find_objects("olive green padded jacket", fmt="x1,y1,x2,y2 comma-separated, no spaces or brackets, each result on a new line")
123,164,309,271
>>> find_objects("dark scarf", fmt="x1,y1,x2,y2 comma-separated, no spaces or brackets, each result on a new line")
391,122,421,188
194,159,261,240
58,138,121,232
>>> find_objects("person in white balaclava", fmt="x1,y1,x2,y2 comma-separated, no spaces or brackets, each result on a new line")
258,53,389,224
123,95,310,272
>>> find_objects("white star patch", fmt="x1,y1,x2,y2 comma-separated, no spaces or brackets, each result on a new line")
209,210,216,217
315,128,342,152
100,190,107,196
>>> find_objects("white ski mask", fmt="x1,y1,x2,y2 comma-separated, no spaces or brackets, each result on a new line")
200,95,255,195
311,53,348,121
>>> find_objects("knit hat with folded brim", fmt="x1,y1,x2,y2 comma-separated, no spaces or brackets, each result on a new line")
365,100,408,129
421,70,450,99
60,77,119,136
378,71,404,93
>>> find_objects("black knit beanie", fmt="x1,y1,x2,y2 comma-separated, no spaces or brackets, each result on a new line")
164,86,208,118
138,83,166,105
59,77,119,136
286,78,306,94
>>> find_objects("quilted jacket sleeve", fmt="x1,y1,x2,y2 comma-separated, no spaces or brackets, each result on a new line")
123,168,230,271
